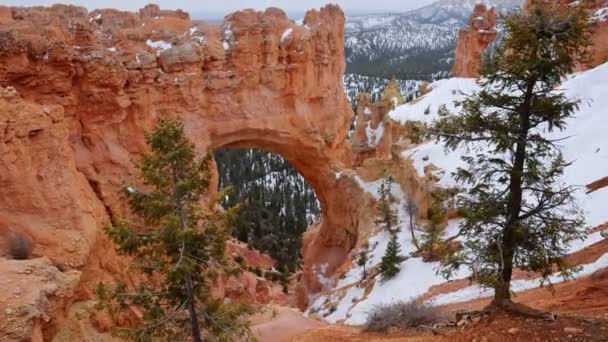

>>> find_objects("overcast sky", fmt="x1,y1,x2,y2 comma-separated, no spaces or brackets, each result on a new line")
3,0,438,17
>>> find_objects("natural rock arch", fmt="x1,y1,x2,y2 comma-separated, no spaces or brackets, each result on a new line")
0,3,376,309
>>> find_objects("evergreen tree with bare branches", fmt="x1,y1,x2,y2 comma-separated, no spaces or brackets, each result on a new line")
432,4,590,306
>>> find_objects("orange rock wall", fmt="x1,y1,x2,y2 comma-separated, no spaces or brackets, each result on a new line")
0,3,375,337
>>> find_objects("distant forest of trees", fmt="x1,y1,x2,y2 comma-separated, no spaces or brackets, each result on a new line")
215,149,320,273
345,47,453,81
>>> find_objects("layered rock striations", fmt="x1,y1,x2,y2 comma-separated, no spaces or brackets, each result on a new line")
450,3,497,78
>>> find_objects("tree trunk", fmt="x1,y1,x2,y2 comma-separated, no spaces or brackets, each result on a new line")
494,81,534,305
170,164,204,341
408,207,420,250
185,272,203,342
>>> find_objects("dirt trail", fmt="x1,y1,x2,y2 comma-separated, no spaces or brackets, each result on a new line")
251,306,324,342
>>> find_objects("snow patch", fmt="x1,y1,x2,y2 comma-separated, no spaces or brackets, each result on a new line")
365,122,384,148
281,28,293,43
146,39,172,55
590,6,608,23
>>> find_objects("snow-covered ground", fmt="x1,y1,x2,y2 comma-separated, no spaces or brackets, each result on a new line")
392,62,608,228
307,62,608,326
307,176,471,325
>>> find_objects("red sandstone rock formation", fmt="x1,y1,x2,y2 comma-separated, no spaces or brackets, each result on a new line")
451,3,497,78
0,3,376,338
351,94,393,162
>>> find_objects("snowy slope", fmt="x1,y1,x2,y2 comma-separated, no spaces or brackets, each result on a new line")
391,62,608,228
308,62,608,325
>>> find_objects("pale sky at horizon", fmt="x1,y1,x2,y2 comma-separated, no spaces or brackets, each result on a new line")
1,0,438,17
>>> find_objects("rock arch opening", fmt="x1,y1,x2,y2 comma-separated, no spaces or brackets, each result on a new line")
214,147,321,274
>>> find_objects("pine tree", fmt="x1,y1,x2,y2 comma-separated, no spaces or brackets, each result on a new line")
97,118,251,341
380,233,402,281
376,177,398,233
357,250,369,280
431,4,590,306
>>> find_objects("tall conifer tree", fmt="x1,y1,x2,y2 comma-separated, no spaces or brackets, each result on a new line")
432,3,590,306
97,118,250,341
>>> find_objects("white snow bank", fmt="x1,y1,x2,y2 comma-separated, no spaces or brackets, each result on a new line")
429,251,608,306
389,78,478,125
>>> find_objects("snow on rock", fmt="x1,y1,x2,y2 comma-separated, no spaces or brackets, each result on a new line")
223,23,233,50
365,121,384,148
590,6,608,23
146,39,172,55
281,28,293,43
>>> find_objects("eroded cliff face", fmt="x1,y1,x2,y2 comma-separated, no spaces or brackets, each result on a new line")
450,4,497,78
0,3,375,339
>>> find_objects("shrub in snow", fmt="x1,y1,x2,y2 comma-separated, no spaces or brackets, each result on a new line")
424,105,431,115
418,191,450,261
365,300,440,332
6,232,34,260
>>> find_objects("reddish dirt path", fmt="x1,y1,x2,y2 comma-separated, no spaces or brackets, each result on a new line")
291,312,608,342
251,306,324,342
